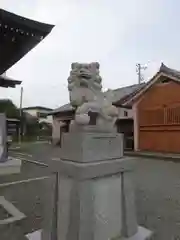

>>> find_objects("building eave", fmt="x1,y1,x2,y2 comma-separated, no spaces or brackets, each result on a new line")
0,9,55,74
113,84,147,107
49,110,75,116
0,75,21,88
22,106,53,111
121,63,180,107
123,71,180,107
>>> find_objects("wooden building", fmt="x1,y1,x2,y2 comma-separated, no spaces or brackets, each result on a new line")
123,63,180,153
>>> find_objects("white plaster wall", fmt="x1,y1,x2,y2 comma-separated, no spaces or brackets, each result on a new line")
52,116,69,144
52,117,67,144
117,107,134,119
52,117,61,142
24,109,37,117
23,109,53,124
39,115,53,124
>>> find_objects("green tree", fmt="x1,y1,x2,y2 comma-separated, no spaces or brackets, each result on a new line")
0,99,19,118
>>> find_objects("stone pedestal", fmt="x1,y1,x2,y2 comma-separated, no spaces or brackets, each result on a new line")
42,132,152,240
0,114,22,176
0,113,8,163
61,132,124,162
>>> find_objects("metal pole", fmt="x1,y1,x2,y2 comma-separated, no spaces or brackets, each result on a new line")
137,63,141,84
37,112,40,141
136,63,147,84
19,87,23,144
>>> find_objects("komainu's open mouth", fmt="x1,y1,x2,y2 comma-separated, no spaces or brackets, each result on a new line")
79,73,91,79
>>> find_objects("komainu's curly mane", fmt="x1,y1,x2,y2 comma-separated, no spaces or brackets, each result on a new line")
68,62,102,90
67,62,118,132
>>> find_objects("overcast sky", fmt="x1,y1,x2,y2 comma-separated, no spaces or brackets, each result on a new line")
1,0,180,109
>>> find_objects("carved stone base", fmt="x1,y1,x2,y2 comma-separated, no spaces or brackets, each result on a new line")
42,132,152,240
61,132,124,162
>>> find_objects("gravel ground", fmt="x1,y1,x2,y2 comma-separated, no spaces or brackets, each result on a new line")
134,158,180,240
0,161,53,240
2,143,180,239
0,143,59,239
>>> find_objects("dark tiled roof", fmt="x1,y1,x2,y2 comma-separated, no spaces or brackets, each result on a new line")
0,74,21,88
0,9,54,32
122,63,180,106
49,83,145,115
106,83,146,103
159,63,180,80
48,103,74,115
0,9,54,74
34,64,180,116
22,106,52,111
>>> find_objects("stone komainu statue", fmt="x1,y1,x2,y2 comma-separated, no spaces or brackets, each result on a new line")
67,62,118,132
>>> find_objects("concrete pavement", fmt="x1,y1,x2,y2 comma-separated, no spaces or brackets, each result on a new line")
3,142,180,239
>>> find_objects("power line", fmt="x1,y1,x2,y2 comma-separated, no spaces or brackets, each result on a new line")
136,63,147,84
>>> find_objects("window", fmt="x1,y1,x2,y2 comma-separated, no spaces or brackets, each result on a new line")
166,106,180,124
161,79,170,84
124,111,128,117
159,77,170,84
37,112,47,119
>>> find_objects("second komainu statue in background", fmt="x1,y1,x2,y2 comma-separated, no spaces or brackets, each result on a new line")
67,62,118,132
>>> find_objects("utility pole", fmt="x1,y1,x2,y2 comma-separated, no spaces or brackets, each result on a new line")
136,63,147,84
18,87,23,144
